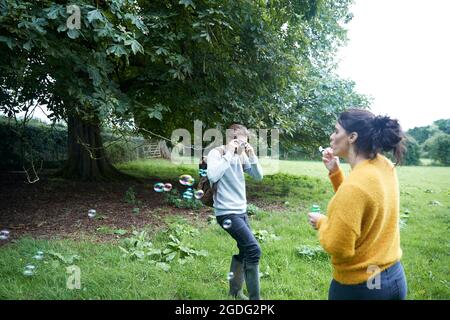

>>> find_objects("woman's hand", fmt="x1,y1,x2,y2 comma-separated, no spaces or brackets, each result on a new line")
307,212,325,230
322,147,340,174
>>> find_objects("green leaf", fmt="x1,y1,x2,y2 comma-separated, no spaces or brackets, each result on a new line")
130,40,144,55
155,47,169,56
147,248,162,256
47,251,80,265
23,40,33,51
134,251,145,259
0,36,13,49
46,6,61,20
107,44,127,57
114,229,128,235
118,246,129,254
149,110,162,121
67,29,80,39
179,0,196,9
169,234,180,243
57,24,67,33
165,252,177,261
156,262,171,272
87,66,102,86
87,10,103,23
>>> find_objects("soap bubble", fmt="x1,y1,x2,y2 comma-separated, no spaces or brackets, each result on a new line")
194,190,204,199
153,182,165,193
0,229,10,240
222,219,232,229
179,174,195,186
23,265,36,277
319,146,325,154
227,272,234,281
88,209,96,219
183,190,193,199
33,251,44,260
163,183,172,192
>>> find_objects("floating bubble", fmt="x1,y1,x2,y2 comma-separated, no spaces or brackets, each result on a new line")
33,251,44,260
319,146,325,154
227,272,234,281
0,229,10,240
153,182,165,193
163,183,172,192
179,174,195,186
23,265,36,277
88,209,96,219
183,190,193,199
194,190,204,200
222,219,232,229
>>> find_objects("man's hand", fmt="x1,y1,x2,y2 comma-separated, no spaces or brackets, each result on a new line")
243,142,255,157
226,139,240,154
307,212,325,230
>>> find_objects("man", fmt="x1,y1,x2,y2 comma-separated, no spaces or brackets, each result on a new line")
207,124,263,300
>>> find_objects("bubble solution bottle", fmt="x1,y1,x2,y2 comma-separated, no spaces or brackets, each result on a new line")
310,204,321,214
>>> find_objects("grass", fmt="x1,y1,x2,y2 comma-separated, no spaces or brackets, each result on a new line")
0,159,449,300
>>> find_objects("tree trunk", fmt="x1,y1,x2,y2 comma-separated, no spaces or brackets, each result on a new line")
56,113,132,181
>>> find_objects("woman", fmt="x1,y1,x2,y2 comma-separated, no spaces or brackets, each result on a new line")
308,109,408,300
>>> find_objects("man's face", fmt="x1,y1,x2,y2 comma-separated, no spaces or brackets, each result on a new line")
236,134,248,144
234,133,248,154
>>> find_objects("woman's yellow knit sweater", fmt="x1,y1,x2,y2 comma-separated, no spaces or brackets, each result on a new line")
317,154,402,285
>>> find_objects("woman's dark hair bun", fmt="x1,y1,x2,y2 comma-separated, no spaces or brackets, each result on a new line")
370,115,403,151
337,109,406,165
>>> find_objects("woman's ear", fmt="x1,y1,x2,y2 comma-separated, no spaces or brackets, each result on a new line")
348,132,358,144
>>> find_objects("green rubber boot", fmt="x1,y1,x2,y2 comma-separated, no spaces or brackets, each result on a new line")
229,255,248,300
244,262,260,300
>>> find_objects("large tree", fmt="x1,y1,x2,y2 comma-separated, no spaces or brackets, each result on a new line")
0,0,369,180
1,0,147,180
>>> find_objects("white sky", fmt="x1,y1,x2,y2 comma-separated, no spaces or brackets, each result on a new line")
337,0,450,130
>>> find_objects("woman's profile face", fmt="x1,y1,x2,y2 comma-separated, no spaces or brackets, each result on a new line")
330,123,351,158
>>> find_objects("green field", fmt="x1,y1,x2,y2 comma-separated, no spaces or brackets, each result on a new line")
0,159,449,299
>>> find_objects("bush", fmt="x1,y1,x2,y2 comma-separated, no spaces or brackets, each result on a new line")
0,116,146,170
104,134,144,164
425,133,450,166
0,118,67,170
403,135,421,166
165,188,203,209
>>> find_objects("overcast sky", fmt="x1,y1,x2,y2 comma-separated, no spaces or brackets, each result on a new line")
337,0,450,130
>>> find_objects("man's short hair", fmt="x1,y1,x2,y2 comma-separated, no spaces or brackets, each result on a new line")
227,124,250,138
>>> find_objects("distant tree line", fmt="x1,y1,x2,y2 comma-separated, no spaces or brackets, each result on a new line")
406,119,450,166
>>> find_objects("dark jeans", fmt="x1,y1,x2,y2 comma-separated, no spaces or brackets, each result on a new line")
216,213,261,265
328,261,407,300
